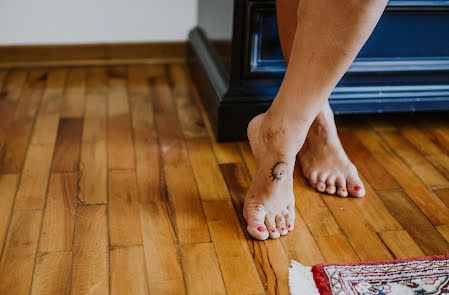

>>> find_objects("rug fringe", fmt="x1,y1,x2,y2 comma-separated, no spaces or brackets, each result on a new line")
288,260,320,295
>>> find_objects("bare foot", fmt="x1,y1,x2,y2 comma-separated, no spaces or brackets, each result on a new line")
244,112,307,240
298,103,365,197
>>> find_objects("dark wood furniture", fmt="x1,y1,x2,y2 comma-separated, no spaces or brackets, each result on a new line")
188,0,449,141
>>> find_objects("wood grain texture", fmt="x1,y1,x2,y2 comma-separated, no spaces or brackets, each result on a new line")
354,127,449,226
180,243,227,295
0,174,19,255
140,202,186,295
187,139,230,201
110,247,147,295
165,165,210,244
51,118,83,172
379,230,425,259
377,190,449,256
374,129,449,187
108,170,143,247
315,235,360,263
0,70,46,173
71,205,109,295
14,143,54,210
30,251,72,295
39,173,77,252
202,200,265,295
169,64,208,139
61,69,86,118
432,187,449,208
0,210,42,295
437,225,449,243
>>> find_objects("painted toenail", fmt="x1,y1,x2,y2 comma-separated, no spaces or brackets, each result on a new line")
257,226,265,232
354,185,361,191
282,228,286,231
272,230,276,233
288,225,291,228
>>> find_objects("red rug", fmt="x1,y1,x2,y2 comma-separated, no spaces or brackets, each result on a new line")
289,254,449,295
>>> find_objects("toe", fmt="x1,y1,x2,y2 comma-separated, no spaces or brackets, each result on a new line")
336,176,348,197
275,215,288,235
325,175,337,195
244,205,269,240
316,172,328,192
308,171,318,188
347,174,365,197
282,208,295,231
265,215,280,239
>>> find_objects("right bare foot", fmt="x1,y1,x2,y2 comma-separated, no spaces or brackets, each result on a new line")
244,112,307,240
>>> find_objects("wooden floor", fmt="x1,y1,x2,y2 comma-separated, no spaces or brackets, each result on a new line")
0,64,449,295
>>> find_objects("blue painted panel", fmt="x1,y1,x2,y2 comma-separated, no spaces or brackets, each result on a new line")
248,5,449,76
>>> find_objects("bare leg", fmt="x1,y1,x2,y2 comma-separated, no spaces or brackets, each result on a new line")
244,0,388,240
277,0,365,198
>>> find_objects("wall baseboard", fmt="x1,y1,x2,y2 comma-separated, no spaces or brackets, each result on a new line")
0,42,186,67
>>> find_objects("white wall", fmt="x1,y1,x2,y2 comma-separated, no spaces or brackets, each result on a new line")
0,0,197,45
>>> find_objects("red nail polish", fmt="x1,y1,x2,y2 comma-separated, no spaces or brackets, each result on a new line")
354,186,361,191
257,226,265,232
288,225,292,228
282,227,286,231
272,230,276,233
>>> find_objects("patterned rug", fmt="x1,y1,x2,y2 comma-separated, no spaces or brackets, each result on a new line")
289,254,449,295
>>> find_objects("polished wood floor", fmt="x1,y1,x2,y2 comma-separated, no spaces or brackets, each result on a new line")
0,64,448,295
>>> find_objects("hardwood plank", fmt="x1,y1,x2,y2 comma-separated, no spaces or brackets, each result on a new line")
169,64,208,139
82,94,106,143
219,163,296,293
128,65,150,98
0,210,42,295
432,187,449,208
30,251,72,295
0,174,19,255
180,243,227,295
374,129,449,187
379,230,425,259
293,171,342,237
164,165,210,244
437,225,449,243
186,139,230,201
323,194,393,261
71,205,109,295
129,96,164,203
0,70,46,173
14,143,54,210
377,190,449,256
212,142,244,164
110,246,147,295
238,141,257,177
315,235,360,263
61,69,86,118
107,115,134,169
339,130,398,190
398,124,449,179
78,140,107,204
39,173,77,252
30,69,68,145
140,201,186,295
107,69,134,169
354,127,449,226
108,170,143,247
156,113,190,167
51,118,83,172
0,70,27,143
202,200,265,295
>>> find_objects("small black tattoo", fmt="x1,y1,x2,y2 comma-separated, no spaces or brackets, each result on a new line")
270,161,287,181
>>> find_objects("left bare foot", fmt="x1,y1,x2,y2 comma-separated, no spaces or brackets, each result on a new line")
298,102,365,197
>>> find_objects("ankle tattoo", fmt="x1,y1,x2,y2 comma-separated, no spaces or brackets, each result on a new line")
270,161,287,181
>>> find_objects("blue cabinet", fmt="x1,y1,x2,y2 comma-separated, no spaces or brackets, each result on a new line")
188,0,449,141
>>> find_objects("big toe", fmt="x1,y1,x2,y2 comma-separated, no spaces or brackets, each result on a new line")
347,175,365,197
245,211,269,240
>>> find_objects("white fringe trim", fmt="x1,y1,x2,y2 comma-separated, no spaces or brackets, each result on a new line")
288,260,320,295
